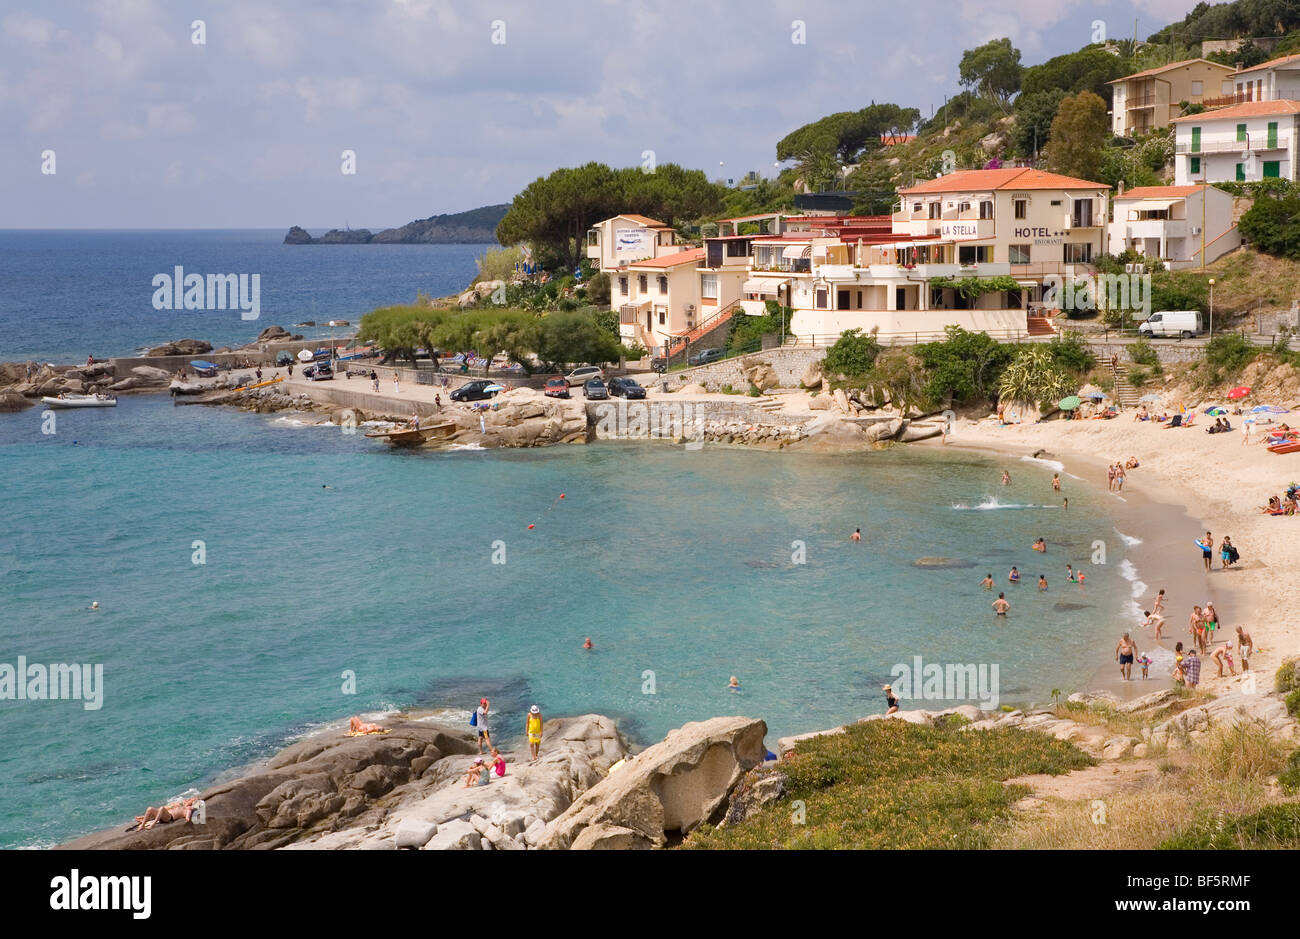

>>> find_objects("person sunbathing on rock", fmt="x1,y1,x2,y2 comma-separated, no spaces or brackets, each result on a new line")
349,716,385,734
133,797,199,831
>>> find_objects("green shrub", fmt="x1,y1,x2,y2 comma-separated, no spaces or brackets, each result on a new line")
1199,332,1260,386
1280,749,1300,794
1286,689,1300,718
1128,336,1158,366
1161,804,1300,849
823,327,882,380
1275,658,1299,695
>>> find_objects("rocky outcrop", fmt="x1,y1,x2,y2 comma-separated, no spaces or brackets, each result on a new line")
255,325,294,343
0,391,33,411
538,716,768,850
146,338,212,357
59,719,480,850
284,205,509,246
447,388,591,447
1,361,121,398
283,226,313,245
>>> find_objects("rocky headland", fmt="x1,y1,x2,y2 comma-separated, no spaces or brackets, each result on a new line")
284,204,509,246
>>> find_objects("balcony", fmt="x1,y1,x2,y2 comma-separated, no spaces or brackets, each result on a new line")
1176,137,1289,154
1125,219,1187,241
1200,90,1300,108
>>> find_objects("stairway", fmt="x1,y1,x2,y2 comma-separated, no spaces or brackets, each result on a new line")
1092,350,1142,409
664,305,737,365
1026,314,1056,338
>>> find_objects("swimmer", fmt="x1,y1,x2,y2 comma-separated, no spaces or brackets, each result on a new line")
1062,497,1069,510
980,573,993,590
1008,566,1020,584
583,637,593,650
1142,610,1166,640
1032,538,1046,552
993,593,1010,615
1052,473,1061,491
1037,575,1047,591
728,676,741,693
90,601,99,611
1001,470,1011,486
1065,564,1076,582
851,528,861,542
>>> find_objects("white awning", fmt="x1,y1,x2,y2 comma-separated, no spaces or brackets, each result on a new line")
782,245,812,260
1131,199,1179,211
742,279,785,295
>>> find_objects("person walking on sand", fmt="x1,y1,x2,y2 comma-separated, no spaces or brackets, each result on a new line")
1152,588,1166,617
1235,625,1254,662
370,370,379,392
1189,605,1206,654
1115,632,1138,681
1182,648,1201,688
525,705,543,762
475,698,492,753
1198,531,1214,573
993,593,1010,615
1203,601,1220,646
392,373,400,394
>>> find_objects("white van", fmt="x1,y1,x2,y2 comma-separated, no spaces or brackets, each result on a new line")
1139,310,1202,338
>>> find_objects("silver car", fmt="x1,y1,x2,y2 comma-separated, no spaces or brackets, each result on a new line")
565,366,605,387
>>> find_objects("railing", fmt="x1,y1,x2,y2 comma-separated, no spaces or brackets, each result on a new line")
781,328,1035,348
663,299,744,361
1125,94,1161,108
1175,138,1287,154
1199,90,1300,108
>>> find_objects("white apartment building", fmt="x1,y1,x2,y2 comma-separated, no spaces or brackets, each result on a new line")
1107,184,1240,268
1172,100,1300,184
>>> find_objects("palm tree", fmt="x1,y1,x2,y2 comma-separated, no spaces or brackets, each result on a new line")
998,345,1073,417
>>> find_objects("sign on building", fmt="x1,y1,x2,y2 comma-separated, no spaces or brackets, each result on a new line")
615,228,653,257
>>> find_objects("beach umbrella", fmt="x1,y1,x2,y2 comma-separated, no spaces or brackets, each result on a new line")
1227,385,1251,399
297,349,314,362
1083,392,1107,401
1057,395,1081,410
1077,383,1105,399
1205,406,1226,416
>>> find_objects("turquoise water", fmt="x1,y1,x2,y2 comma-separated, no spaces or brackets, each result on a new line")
0,396,1134,847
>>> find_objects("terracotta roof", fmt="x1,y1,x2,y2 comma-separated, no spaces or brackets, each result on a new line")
1114,185,1211,200
617,213,671,228
1109,58,1231,83
625,247,704,268
1236,52,1300,76
1171,99,1300,121
900,168,1108,194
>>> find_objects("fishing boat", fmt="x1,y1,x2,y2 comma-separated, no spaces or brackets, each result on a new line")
41,393,117,408
364,419,456,447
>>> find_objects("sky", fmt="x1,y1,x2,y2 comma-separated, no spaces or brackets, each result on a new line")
0,0,1200,229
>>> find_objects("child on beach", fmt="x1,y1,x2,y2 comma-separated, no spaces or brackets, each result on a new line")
1141,610,1165,640
1052,473,1061,491
1136,654,1152,679
463,757,490,787
490,747,507,778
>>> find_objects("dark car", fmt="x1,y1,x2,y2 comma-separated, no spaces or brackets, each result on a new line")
688,347,725,366
582,378,609,400
607,377,646,399
303,363,333,381
544,377,570,399
450,379,499,402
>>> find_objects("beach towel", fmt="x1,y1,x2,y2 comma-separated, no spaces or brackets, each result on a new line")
344,729,389,737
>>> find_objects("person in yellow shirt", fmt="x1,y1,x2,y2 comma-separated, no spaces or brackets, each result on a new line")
526,705,544,762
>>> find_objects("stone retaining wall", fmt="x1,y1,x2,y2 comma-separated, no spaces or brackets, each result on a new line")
670,347,825,390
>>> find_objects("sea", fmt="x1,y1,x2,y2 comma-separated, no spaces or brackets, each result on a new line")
0,230,1139,848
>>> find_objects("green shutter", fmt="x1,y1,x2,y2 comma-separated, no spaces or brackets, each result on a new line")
1190,156,1201,175
1264,161,1281,178
1237,123,1247,142
1236,162,1246,181
1268,121,1278,149
1191,127,1201,152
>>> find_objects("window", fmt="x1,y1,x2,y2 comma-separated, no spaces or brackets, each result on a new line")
1236,162,1246,182
912,202,921,214
1050,199,1062,206
1191,80,1203,96
638,274,647,292
658,276,668,294
1190,156,1201,175
1072,198,1094,228
1063,243,1093,263
725,240,748,257
815,287,828,309
1268,121,1278,149
658,310,666,325
928,202,941,219
701,273,719,299
1264,160,1281,178
619,276,628,295
1009,244,1031,264
1237,123,1247,143
1013,198,1027,219
958,244,992,264
979,200,993,219
1191,127,1201,152
958,201,971,213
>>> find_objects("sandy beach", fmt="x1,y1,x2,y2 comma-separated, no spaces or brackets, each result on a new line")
936,412,1299,697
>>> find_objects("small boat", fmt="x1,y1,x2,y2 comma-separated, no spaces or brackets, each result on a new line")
41,393,117,408
189,360,219,377
364,420,456,447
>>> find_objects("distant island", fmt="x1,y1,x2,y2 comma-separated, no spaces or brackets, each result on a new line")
284,203,508,245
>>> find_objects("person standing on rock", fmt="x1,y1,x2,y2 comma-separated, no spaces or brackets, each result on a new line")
526,705,543,762
883,684,900,714
475,698,492,753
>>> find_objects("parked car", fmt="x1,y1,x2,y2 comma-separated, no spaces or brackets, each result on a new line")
303,362,333,381
275,351,295,366
688,347,725,366
566,366,605,387
450,379,500,402
1138,310,1202,339
607,377,646,399
544,377,570,399
582,378,609,400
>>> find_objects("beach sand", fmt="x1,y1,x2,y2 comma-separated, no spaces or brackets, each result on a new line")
936,412,1299,697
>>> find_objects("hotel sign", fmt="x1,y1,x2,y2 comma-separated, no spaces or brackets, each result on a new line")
1016,226,1066,246
939,221,982,241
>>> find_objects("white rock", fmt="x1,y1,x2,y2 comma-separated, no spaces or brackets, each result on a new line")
394,818,439,849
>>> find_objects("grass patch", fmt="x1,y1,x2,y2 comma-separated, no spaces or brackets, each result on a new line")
1280,749,1300,795
1160,803,1300,849
681,720,1091,850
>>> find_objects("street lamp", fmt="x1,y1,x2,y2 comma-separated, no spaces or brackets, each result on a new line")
1208,278,1215,340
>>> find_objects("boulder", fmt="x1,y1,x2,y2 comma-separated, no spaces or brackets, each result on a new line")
146,339,212,357
457,290,478,308
807,395,831,411
0,391,33,412
898,423,942,442
538,716,767,850
395,818,439,849
256,326,293,342
743,362,779,392
423,819,481,851
131,366,173,384
799,360,824,389
832,388,852,414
